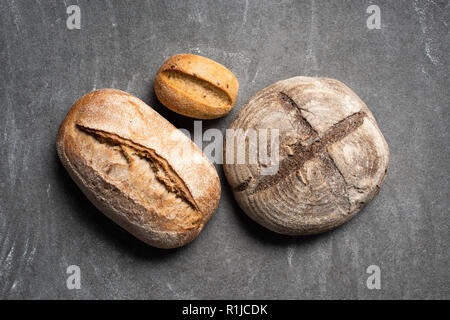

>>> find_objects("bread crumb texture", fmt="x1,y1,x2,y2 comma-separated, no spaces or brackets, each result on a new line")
75,125,202,232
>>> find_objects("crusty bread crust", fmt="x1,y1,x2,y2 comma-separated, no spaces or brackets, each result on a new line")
224,77,389,235
57,89,221,248
154,54,239,119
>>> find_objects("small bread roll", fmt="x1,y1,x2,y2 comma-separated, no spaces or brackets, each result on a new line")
154,54,239,119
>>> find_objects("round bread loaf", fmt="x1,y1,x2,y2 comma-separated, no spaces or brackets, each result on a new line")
223,77,389,235
154,54,239,119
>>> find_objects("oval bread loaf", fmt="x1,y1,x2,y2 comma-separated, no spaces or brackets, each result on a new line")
57,89,221,248
154,54,239,119
223,77,389,235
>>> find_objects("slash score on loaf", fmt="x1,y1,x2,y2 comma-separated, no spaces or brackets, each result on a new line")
223,77,389,235
57,89,221,248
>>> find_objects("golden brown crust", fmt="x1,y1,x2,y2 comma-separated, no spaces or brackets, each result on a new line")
223,77,389,235
57,89,221,248
154,54,239,119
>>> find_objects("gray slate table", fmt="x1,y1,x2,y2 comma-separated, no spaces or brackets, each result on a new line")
1,0,448,299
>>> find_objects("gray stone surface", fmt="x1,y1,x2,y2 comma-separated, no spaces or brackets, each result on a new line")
0,0,448,299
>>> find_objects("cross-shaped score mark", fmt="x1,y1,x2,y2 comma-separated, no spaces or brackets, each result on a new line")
240,92,367,195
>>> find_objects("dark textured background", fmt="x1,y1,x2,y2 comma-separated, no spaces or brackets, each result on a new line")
0,0,448,299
